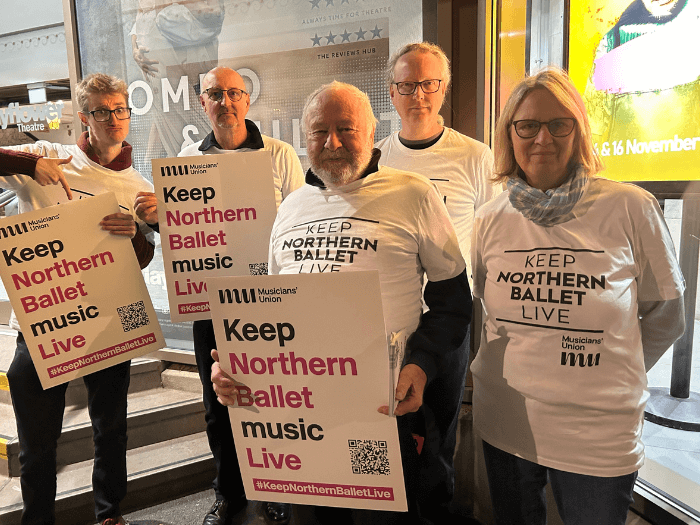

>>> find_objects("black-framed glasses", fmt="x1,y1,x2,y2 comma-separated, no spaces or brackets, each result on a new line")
392,79,442,95
87,107,131,122
512,118,576,139
203,88,248,103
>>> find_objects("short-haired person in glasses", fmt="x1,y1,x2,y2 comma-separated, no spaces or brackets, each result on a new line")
472,67,685,524
134,66,303,525
375,42,502,523
2,73,156,525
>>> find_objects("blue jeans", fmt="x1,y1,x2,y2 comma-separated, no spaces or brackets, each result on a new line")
7,333,130,525
482,441,637,525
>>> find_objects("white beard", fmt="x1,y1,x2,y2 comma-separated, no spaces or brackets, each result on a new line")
311,148,373,188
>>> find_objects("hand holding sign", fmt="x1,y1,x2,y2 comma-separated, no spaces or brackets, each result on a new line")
211,349,240,406
378,363,426,417
100,213,137,238
134,191,159,225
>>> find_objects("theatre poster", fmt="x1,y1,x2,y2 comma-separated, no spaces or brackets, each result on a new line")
151,151,277,322
0,193,165,388
206,271,408,511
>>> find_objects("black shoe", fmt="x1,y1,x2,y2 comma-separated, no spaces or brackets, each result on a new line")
203,497,247,525
314,505,353,525
263,502,291,524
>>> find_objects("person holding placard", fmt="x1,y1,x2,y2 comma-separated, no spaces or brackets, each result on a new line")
375,42,501,523
1,73,156,525
210,81,472,525
134,66,303,525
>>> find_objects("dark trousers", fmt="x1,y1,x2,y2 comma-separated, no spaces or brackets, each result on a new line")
482,441,637,525
417,327,470,517
7,333,130,525
193,319,245,502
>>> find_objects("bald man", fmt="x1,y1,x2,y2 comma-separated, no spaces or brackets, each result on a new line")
135,67,303,525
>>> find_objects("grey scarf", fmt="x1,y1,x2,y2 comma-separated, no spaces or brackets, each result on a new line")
507,166,588,226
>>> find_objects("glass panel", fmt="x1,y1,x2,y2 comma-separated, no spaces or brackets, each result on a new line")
642,198,700,519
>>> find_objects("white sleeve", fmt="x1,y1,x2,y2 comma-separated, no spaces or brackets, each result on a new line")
471,213,486,299
279,147,304,202
475,146,502,211
417,186,466,282
635,193,685,301
268,215,281,276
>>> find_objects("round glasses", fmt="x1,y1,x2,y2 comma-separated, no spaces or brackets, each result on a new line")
87,108,131,122
512,118,576,139
204,88,248,103
392,79,442,96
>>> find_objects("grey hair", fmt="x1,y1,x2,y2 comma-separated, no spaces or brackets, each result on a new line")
301,81,378,134
386,42,451,91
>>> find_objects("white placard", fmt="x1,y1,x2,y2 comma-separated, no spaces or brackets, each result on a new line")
152,152,278,322
0,193,165,388
206,271,407,512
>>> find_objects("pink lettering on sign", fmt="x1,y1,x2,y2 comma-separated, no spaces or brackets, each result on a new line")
251,478,395,501
178,302,210,314
46,333,157,377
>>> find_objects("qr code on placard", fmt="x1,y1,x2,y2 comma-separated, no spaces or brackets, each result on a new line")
117,300,149,332
348,439,390,475
249,262,268,275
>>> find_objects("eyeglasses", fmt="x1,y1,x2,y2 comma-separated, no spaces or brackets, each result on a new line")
392,79,442,96
203,88,248,103
512,118,576,139
87,107,131,122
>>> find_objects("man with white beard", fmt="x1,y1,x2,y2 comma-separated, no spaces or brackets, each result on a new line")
210,81,472,525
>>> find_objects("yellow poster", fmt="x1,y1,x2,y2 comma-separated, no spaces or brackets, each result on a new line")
569,0,700,182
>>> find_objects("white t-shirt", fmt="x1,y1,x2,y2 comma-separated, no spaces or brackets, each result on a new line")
269,166,465,338
179,134,304,209
375,127,501,287
471,177,685,476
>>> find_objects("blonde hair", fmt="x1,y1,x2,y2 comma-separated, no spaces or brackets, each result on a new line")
493,67,603,183
76,73,129,112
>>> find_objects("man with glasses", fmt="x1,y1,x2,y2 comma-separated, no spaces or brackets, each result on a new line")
135,66,303,525
375,42,502,523
2,73,156,525
211,80,471,525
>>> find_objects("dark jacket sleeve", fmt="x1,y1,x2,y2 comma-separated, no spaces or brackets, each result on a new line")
131,228,155,269
0,148,40,177
405,269,472,384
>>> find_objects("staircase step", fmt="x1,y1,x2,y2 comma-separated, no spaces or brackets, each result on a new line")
1,383,205,478
0,432,215,525
161,363,203,394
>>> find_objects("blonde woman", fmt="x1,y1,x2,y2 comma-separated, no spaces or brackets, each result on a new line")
471,67,685,524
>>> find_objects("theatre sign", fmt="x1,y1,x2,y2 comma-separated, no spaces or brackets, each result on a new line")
0,100,65,133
